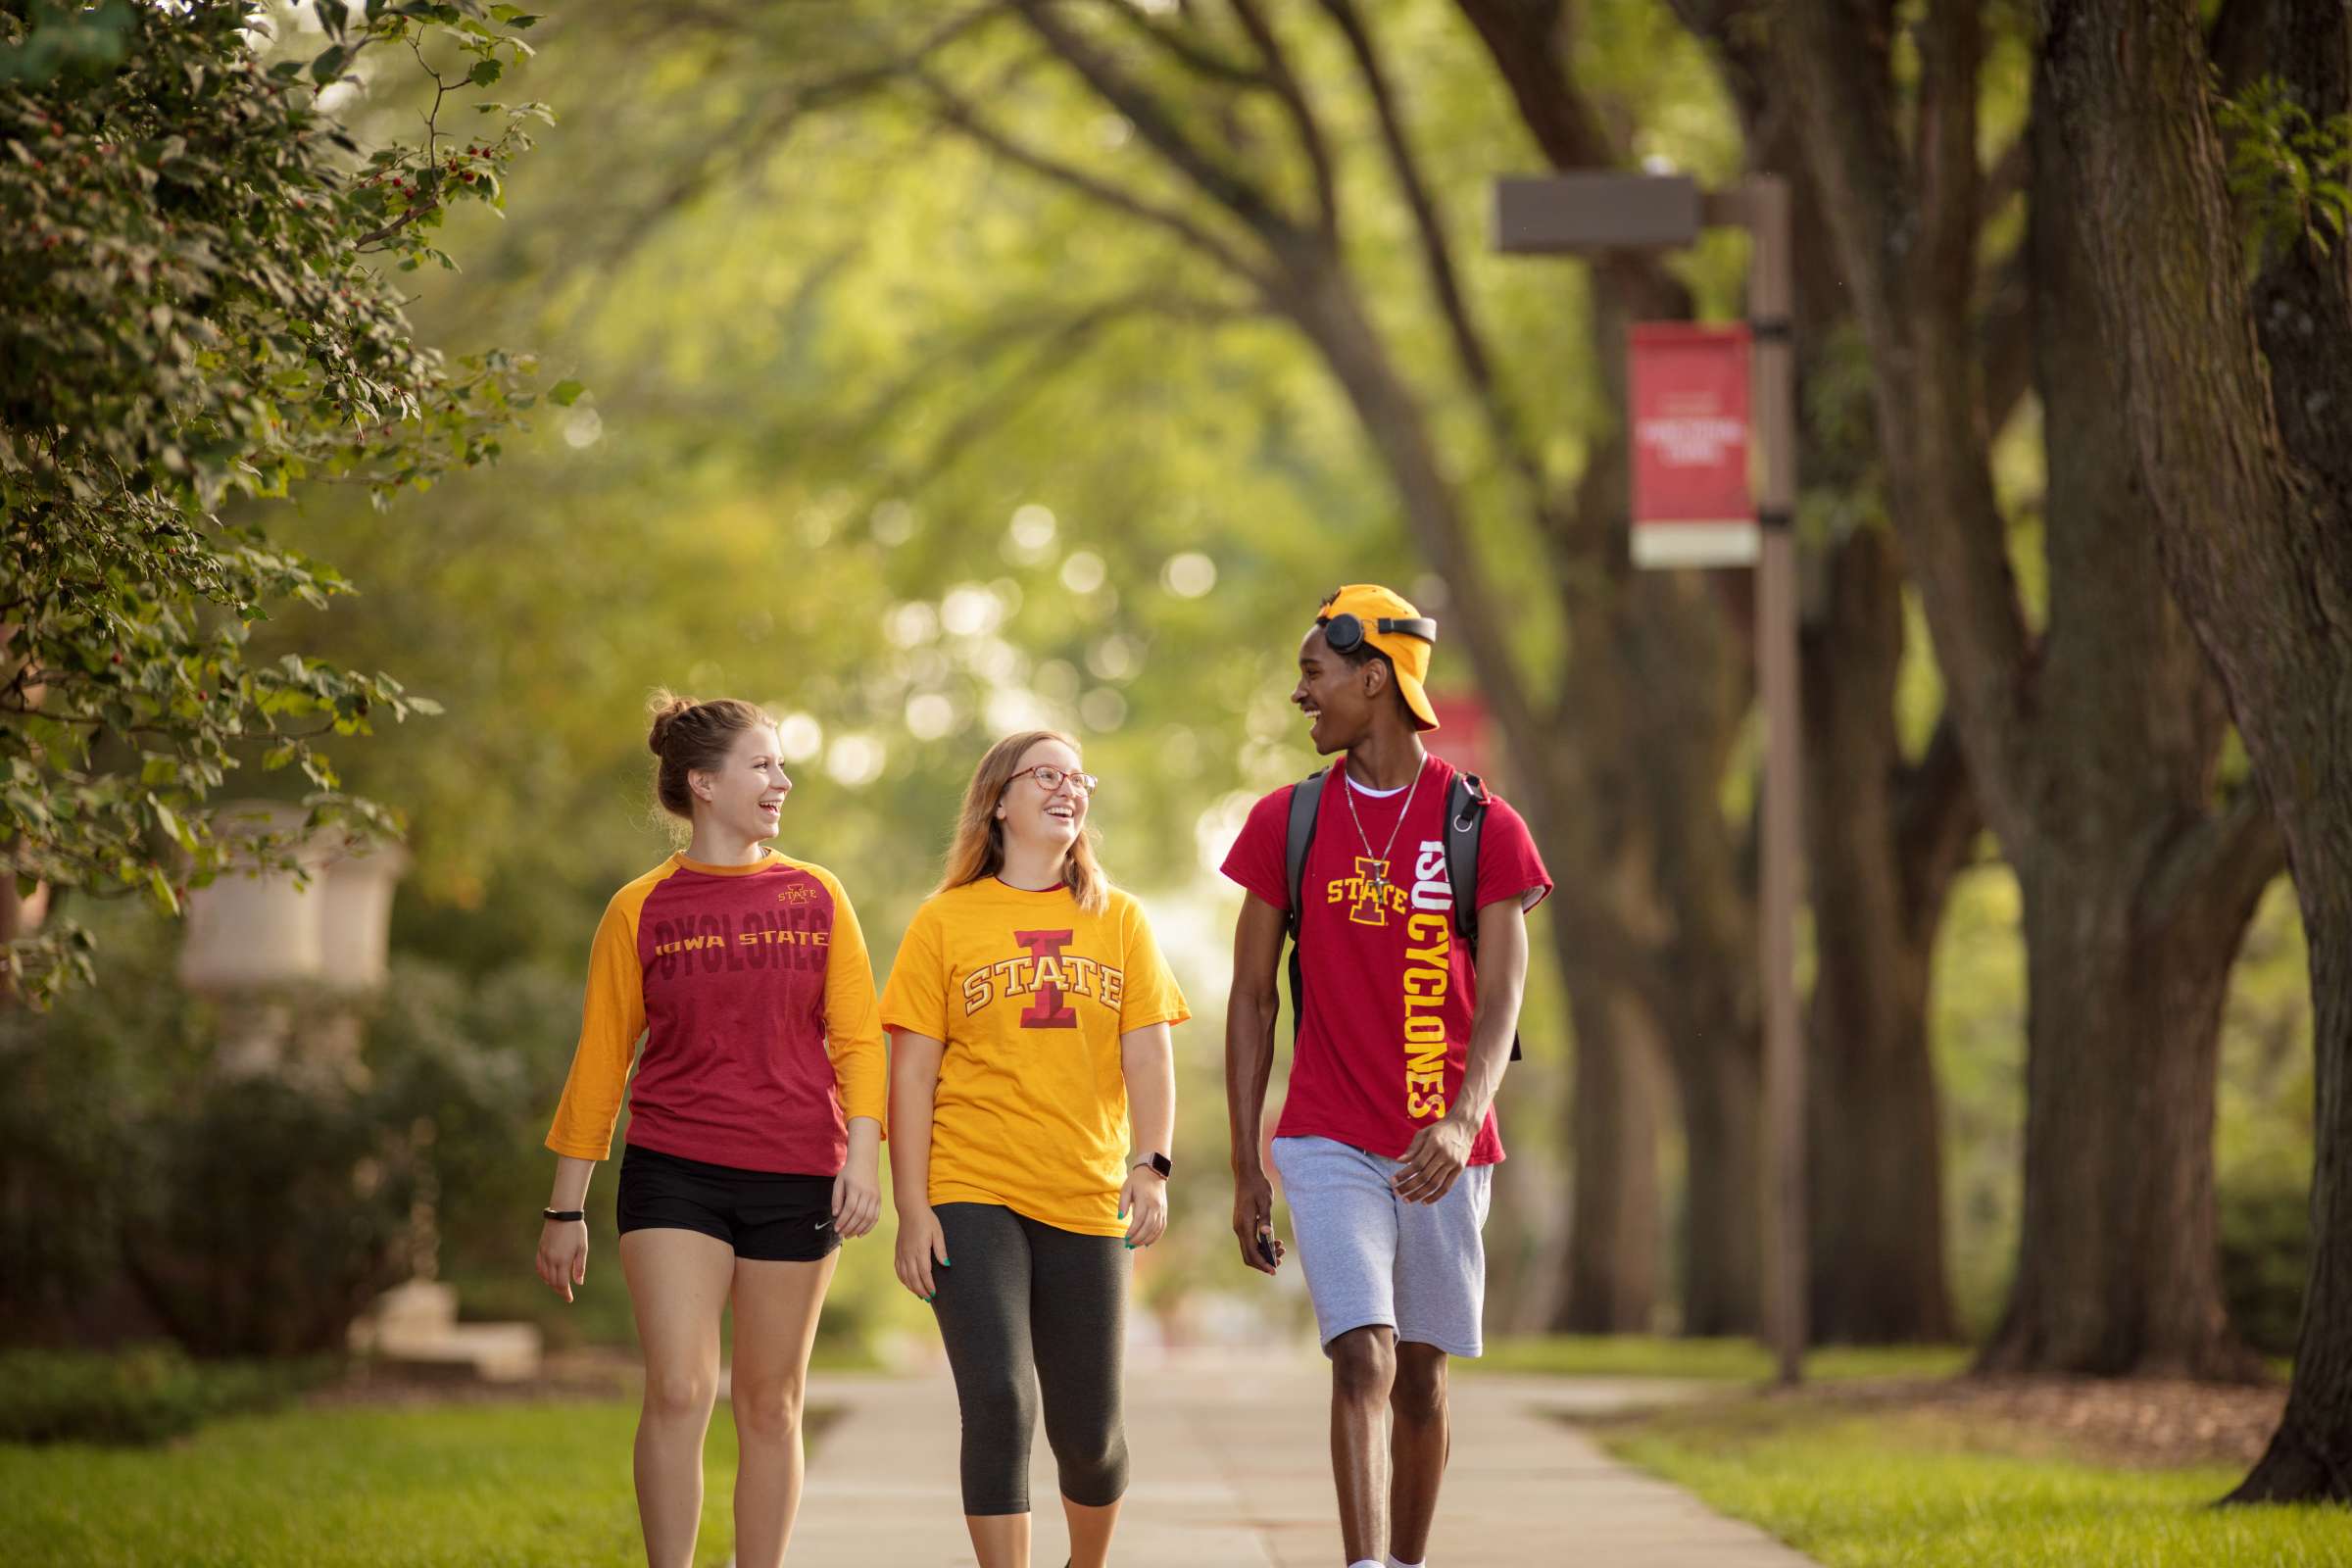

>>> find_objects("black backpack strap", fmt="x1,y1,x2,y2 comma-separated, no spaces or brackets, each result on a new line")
1446,772,1521,1062
1283,769,1327,1040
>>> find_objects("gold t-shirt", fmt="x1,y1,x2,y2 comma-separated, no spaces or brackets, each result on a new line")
880,879,1190,1236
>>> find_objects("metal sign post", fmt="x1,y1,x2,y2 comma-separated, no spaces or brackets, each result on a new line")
1494,172,1807,1386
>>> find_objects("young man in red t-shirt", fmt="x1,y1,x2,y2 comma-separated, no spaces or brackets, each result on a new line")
1221,585,1550,1568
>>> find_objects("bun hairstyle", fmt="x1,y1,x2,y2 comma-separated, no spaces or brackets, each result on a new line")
646,690,777,820
937,729,1109,914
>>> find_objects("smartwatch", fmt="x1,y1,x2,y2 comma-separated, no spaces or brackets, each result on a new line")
1131,1152,1172,1180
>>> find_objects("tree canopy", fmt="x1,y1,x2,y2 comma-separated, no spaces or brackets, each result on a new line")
2,0,551,1001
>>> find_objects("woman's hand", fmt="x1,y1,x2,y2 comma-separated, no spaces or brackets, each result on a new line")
536,1219,587,1303
1120,1167,1168,1250
833,1132,883,1241
895,1204,950,1301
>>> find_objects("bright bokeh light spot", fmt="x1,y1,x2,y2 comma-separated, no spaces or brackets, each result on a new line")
1196,791,1257,874
963,636,1029,686
1161,552,1217,598
776,712,824,763
564,408,603,449
1080,688,1128,732
1033,659,1081,704
940,583,1005,637
825,733,887,787
1008,505,1058,561
905,693,958,741
986,688,1056,735
1087,634,1141,682
885,601,940,648
1060,552,1107,594
870,500,916,547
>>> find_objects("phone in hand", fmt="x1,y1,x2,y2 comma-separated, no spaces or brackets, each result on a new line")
1254,1227,1279,1267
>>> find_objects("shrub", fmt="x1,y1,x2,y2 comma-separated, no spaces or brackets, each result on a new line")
2218,1164,2310,1360
0,931,538,1358
0,1344,326,1446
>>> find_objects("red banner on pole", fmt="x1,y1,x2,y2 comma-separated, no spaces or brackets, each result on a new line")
1629,322,1757,568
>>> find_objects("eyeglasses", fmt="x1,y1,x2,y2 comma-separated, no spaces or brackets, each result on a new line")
1006,764,1099,797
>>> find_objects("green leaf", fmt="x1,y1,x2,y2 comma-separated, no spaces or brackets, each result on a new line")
150,797,198,854
467,58,504,87
549,378,585,407
311,45,354,85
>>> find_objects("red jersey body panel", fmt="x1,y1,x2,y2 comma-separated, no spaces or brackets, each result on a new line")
1221,755,1551,1164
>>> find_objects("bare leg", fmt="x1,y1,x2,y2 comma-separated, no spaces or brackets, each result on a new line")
1062,1495,1120,1568
620,1228,735,1568
1388,1343,1449,1563
727,1250,839,1568
964,1511,1033,1568
1328,1325,1396,1564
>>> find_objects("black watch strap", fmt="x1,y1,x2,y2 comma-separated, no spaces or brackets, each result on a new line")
1133,1152,1172,1179
542,1207,585,1222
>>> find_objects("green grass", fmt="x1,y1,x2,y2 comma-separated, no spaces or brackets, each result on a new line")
1474,1333,1974,1384
0,1397,758,1567
1602,1400,2352,1568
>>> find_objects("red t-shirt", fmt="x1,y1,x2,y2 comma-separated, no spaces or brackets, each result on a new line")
1220,754,1551,1164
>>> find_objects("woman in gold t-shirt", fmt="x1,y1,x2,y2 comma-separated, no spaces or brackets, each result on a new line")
883,730,1187,1568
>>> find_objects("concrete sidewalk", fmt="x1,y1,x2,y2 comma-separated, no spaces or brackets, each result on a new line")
787,1350,1818,1566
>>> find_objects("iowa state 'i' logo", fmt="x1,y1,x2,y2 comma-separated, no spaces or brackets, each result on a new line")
1013,928,1078,1029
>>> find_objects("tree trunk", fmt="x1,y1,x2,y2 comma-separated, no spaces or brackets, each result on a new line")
1777,0,2282,1373
1669,1016,1765,1335
1615,567,1765,1338
1668,0,1980,1345
1983,860,2260,1373
1970,44,2276,1379
1557,956,1665,1332
2038,0,2352,1497
1803,527,1968,1343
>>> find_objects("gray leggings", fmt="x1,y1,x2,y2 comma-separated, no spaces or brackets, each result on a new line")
929,1201,1131,1516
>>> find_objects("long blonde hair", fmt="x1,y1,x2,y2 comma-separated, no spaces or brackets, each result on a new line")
938,730,1108,914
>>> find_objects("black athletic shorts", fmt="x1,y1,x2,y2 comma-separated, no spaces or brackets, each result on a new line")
615,1143,842,1262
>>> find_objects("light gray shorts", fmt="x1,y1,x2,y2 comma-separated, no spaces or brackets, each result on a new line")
1269,1134,1494,1359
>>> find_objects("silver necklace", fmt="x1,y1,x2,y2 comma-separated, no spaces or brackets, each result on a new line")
1343,757,1425,897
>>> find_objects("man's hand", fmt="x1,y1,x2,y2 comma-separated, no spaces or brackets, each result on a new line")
1393,1114,1475,1204
1232,1167,1285,1275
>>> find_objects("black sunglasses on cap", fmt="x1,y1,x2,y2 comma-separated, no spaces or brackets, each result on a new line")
1318,611,1437,654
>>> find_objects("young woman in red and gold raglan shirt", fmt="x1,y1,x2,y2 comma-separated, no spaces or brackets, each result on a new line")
1221,586,1549,1568
883,730,1187,1568
534,694,886,1568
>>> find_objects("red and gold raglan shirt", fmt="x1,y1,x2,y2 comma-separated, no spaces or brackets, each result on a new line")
1220,754,1550,1166
545,851,887,1177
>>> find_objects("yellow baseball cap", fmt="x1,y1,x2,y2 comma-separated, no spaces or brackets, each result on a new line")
1316,584,1441,730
